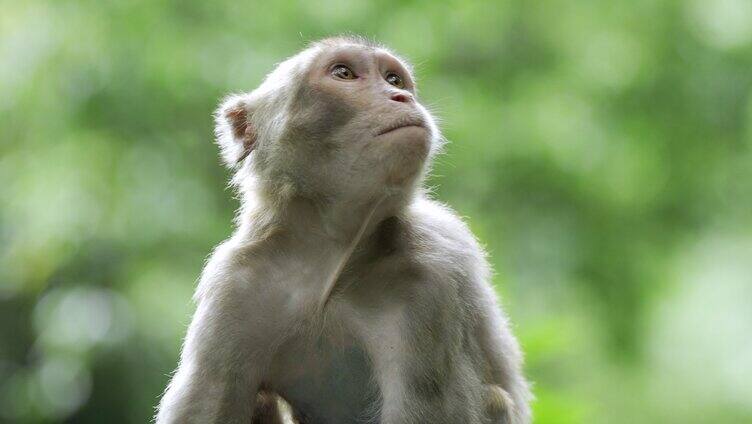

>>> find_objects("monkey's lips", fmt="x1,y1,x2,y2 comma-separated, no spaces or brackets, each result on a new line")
376,119,427,136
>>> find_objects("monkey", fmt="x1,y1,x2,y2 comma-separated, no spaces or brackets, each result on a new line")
155,36,531,424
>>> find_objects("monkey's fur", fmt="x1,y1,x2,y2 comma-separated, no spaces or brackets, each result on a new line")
156,36,531,424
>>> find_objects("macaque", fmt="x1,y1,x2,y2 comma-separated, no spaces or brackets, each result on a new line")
156,36,531,424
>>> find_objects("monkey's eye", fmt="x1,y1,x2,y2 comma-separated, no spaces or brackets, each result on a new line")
331,65,356,80
385,72,405,89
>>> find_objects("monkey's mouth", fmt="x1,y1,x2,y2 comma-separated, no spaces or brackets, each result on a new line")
376,119,427,136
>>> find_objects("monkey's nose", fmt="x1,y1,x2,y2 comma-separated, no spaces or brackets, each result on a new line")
390,92,413,103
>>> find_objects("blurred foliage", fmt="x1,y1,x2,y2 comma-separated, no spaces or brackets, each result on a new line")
1,0,752,423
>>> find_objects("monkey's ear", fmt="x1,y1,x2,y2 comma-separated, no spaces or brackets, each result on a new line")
214,95,257,168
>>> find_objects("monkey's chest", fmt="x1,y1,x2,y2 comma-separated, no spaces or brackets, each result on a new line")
269,335,379,424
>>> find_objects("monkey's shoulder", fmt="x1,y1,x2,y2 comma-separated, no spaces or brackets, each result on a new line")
399,197,490,278
405,197,484,250
356,197,496,314
193,235,288,302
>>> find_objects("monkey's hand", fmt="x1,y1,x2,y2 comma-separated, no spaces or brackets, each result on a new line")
485,384,518,423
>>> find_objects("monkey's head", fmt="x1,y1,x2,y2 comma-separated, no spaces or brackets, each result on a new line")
214,37,441,205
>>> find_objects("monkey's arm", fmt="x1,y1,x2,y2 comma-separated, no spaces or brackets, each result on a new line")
156,272,272,422
156,235,351,424
400,198,532,423
473,279,533,424
155,241,297,424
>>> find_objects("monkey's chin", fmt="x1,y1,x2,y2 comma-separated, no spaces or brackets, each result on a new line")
384,142,430,187
379,126,431,151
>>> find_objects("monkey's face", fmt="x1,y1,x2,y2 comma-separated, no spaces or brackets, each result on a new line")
279,44,438,201
216,41,441,203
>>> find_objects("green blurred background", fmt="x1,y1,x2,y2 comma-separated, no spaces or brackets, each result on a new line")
2,0,752,422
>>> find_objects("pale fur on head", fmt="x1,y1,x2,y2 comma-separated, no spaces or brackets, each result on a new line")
214,37,444,235
213,46,318,206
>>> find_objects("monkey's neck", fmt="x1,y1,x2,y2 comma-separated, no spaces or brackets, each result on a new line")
316,194,388,310
238,191,397,310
